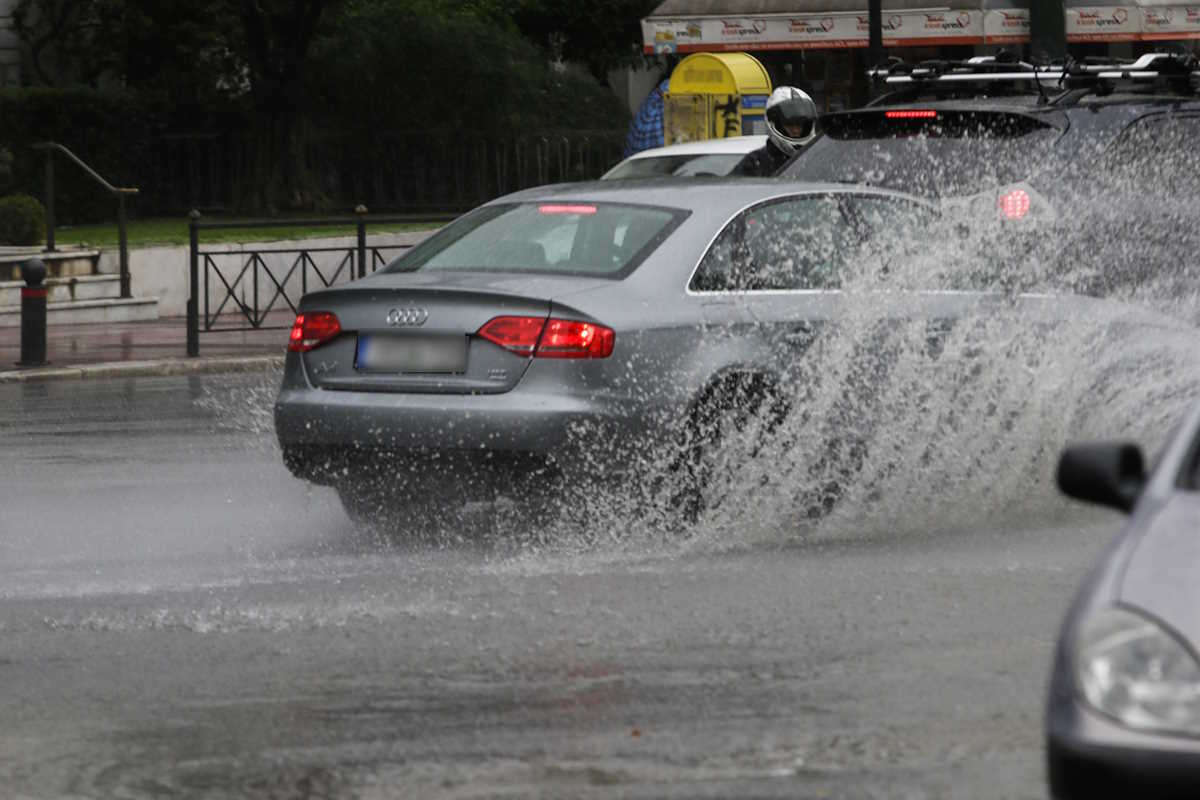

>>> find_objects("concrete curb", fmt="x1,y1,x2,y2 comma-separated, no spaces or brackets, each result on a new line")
0,355,284,384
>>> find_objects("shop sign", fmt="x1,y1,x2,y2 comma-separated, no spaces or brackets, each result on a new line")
785,14,867,49
984,8,1031,44
718,18,770,44
1066,6,1140,42
643,12,988,53
1140,6,1200,40
645,19,703,54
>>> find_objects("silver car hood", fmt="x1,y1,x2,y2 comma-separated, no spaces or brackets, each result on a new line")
1119,491,1200,646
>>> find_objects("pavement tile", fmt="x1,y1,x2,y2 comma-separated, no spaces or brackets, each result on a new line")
0,313,289,381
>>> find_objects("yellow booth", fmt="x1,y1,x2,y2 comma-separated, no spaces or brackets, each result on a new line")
664,53,772,145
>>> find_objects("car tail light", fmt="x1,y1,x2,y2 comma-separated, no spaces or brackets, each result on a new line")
536,319,615,359
288,311,342,352
477,316,546,354
886,109,938,120
477,316,614,359
999,189,1031,220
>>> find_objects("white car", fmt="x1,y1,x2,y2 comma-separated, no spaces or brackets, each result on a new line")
601,136,766,180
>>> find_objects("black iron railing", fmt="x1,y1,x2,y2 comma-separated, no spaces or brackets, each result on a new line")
33,142,139,298
154,130,624,215
185,207,456,356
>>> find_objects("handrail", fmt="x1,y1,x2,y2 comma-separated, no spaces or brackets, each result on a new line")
32,142,139,298
31,142,139,196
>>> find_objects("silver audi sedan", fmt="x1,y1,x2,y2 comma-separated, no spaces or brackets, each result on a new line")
1049,410,1200,798
272,178,1046,529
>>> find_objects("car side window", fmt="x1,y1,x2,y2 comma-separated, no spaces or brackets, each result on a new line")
845,195,935,236
843,195,936,260
691,195,855,292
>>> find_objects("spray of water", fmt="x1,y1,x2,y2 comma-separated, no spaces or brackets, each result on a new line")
206,140,1200,557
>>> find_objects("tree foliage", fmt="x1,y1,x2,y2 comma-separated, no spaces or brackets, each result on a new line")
9,0,634,213
509,0,661,82
311,0,626,134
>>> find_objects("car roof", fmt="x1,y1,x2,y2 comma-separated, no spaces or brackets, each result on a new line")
862,52,1200,113
862,92,1200,114
625,136,767,159
866,94,1051,111
495,178,928,213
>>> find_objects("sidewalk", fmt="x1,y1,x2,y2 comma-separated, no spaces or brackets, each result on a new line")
0,314,289,383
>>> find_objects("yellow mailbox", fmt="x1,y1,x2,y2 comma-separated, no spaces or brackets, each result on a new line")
664,53,772,144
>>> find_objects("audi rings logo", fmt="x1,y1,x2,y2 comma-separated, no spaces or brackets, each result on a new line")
386,307,429,327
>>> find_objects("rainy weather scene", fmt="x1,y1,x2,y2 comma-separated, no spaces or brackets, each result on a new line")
5,0,1200,797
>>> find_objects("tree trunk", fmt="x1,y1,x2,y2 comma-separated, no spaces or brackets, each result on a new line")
233,0,331,214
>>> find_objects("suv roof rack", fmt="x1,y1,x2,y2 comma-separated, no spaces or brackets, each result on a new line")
869,52,1200,99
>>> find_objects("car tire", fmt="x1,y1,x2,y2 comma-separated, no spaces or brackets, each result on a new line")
664,373,789,527
335,481,435,533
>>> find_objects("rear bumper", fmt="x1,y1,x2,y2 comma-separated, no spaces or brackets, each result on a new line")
274,381,673,486
277,385,616,452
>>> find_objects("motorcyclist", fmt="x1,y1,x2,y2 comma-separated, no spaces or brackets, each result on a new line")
733,86,819,177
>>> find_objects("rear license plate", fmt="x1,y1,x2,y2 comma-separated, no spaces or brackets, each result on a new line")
356,334,468,374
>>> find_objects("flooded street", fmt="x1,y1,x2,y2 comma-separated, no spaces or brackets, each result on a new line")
0,373,1124,798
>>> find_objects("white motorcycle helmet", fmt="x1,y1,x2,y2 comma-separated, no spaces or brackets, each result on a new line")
765,86,819,156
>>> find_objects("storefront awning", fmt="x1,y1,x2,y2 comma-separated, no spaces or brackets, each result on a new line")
642,1,1200,52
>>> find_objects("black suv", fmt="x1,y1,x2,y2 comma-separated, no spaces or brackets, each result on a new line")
781,53,1200,297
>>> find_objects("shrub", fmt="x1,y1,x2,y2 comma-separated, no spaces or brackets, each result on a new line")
0,194,47,246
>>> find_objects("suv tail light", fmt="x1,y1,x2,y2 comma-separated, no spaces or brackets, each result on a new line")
999,189,1032,220
477,316,614,359
288,312,342,352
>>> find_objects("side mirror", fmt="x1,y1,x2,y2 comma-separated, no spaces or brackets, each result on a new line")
1056,441,1146,514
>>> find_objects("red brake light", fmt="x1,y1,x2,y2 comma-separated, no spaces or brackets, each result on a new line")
999,189,1031,220
538,204,597,215
886,109,938,120
477,316,545,354
288,311,341,352
537,319,615,359
476,316,614,359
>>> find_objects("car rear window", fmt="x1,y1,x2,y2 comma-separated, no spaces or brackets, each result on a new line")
384,202,688,278
604,153,747,179
783,109,1064,198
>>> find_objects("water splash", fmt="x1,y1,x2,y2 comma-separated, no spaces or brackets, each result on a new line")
215,143,1200,556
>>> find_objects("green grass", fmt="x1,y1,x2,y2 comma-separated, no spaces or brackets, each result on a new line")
51,217,444,249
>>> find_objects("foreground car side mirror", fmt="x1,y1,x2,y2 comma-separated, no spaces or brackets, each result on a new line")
1056,442,1146,513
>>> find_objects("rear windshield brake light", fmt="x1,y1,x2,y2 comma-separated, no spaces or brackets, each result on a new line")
538,204,597,215
886,109,939,120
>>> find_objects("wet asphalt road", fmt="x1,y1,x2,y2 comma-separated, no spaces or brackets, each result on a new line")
0,373,1120,799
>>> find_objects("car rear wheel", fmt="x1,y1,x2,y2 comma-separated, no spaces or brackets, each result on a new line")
335,452,565,541
664,373,789,526
336,478,444,536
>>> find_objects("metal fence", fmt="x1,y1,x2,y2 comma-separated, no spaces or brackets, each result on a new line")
154,130,625,215
186,211,455,356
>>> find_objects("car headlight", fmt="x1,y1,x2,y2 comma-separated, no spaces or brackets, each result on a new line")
1076,606,1200,736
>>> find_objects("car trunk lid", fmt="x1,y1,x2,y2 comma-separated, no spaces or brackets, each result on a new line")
296,274,607,394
